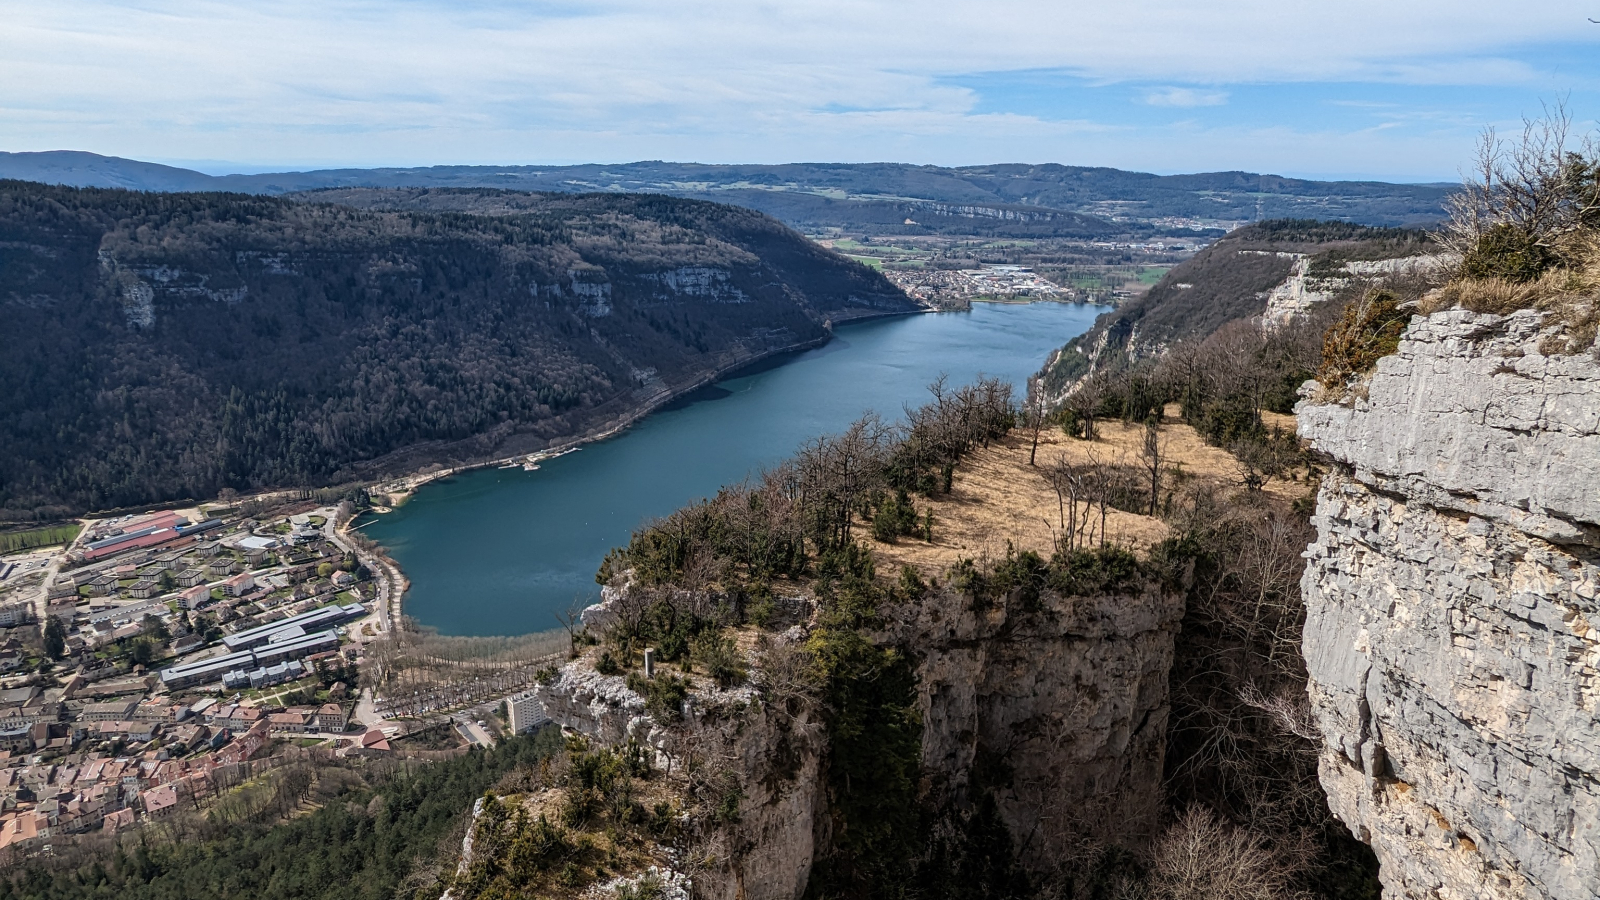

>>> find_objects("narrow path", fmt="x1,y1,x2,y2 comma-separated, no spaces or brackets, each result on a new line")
31,521,91,621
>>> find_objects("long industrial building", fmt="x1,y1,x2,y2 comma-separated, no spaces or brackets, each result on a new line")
160,602,363,688
82,515,223,562
159,627,341,689
221,602,365,651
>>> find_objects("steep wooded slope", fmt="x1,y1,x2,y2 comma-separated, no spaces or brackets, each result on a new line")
1039,220,1434,393
0,183,912,516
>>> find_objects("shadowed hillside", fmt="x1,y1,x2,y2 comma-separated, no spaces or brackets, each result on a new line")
0,183,914,517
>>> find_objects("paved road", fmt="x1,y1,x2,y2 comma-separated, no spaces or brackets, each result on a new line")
454,716,496,747
353,687,381,729
324,510,402,635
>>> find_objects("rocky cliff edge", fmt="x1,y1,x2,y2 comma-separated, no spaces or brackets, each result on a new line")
1298,308,1600,899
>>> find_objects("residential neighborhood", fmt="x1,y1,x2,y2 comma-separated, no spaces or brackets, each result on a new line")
0,500,414,854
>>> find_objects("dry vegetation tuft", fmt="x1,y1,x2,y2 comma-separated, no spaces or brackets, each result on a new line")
1422,105,1600,357
1315,289,1411,391
1420,235,1600,355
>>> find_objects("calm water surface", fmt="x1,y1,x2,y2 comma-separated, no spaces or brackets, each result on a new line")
361,302,1107,635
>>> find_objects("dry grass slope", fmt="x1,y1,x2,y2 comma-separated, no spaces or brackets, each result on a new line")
871,406,1305,577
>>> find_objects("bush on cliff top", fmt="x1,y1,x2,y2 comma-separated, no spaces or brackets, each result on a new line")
1315,289,1410,391
1423,106,1600,355
1421,235,1600,355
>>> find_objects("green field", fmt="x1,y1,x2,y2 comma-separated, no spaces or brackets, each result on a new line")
1061,272,1107,289
0,523,81,555
829,239,932,257
1137,266,1171,285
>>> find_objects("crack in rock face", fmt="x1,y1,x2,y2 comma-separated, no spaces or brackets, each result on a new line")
1299,309,1600,900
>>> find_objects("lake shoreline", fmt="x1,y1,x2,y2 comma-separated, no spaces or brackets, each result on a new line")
359,305,931,512
361,301,1109,637
352,305,931,628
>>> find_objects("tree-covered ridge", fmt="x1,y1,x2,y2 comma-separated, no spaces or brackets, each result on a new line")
0,182,913,518
0,152,1452,237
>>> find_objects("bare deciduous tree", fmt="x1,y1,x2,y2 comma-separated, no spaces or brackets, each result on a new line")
1024,381,1050,466
1148,807,1313,900
1438,102,1600,262
1141,418,1169,515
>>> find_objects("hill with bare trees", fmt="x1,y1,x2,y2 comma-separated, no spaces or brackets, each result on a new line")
0,182,913,518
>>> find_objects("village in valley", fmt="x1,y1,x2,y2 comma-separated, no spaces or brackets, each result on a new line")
812,234,1197,308
0,491,542,855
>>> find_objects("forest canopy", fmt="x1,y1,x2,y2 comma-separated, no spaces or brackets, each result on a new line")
0,182,913,518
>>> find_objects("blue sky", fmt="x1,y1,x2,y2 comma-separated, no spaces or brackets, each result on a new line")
3,1,1599,182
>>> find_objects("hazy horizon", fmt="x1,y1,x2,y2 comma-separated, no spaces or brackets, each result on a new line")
26,151,1452,186
7,2,1600,184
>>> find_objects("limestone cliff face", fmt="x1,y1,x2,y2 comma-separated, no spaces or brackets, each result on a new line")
526,654,826,900
902,582,1185,862
1298,309,1600,899
531,573,1184,898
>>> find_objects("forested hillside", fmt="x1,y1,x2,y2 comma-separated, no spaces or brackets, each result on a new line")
0,152,1452,236
0,731,563,900
1040,220,1435,393
0,182,913,518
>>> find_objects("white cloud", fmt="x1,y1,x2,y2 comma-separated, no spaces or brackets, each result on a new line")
0,0,1597,175
1144,88,1229,108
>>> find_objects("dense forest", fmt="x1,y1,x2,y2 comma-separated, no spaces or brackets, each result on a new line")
1,153,1452,237
0,182,913,518
0,730,563,900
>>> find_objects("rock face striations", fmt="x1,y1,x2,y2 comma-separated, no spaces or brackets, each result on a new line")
1298,309,1600,899
905,581,1184,864
514,573,1185,899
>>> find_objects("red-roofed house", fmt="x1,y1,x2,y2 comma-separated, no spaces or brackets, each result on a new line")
178,585,210,610
268,711,310,735
0,812,50,852
315,703,348,732
103,808,134,834
141,784,178,819
358,728,390,752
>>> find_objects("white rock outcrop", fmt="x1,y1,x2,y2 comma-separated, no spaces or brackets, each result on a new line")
1263,254,1451,327
1299,309,1600,899
527,647,824,900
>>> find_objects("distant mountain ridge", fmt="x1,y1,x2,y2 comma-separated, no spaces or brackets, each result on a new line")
0,151,1453,237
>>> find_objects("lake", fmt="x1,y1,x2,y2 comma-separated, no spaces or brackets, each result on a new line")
359,302,1107,635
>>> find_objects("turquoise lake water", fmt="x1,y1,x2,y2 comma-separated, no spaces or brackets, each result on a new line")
359,302,1107,635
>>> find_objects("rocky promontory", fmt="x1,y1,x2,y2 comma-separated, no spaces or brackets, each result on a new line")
1299,308,1600,899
